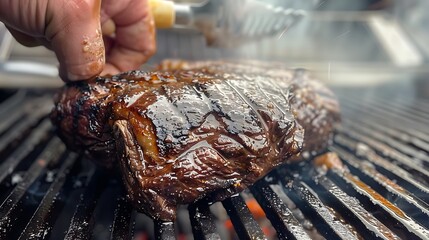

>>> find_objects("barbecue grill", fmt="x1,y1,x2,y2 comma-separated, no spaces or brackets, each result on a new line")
1,83,429,240
2,0,429,239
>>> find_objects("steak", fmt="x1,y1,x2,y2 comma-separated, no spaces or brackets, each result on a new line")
50,61,340,221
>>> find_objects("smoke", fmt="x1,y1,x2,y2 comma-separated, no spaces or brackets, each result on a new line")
154,1,428,91
231,0,377,64
221,0,427,89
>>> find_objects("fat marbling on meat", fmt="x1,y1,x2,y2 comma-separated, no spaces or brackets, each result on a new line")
50,61,340,221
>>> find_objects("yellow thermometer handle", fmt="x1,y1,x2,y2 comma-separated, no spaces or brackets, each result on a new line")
149,0,175,28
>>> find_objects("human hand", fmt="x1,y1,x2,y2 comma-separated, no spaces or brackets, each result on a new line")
0,0,156,81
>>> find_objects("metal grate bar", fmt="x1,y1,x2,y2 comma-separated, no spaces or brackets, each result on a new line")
0,105,26,136
343,93,429,125
0,137,65,239
0,90,26,117
284,180,359,240
328,169,429,239
0,103,50,156
0,119,52,185
334,134,429,202
18,152,79,240
339,96,429,136
64,169,108,240
340,100,429,144
336,126,429,185
0,92,44,129
342,120,429,167
250,181,311,240
154,221,176,240
339,113,429,155
222,194,267,240
110,197,133,240
188,202,221,239
2,78,429,239
392,98,429,115
331,146,429,226
374,95,429,109
355,95,429,123
311,174,400,240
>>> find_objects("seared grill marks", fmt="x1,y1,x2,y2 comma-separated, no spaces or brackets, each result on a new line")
50,61,339,220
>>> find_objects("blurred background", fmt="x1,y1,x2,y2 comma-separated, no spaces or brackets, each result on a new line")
1,0,429,92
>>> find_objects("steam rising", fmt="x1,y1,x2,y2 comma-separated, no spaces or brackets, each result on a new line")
152,0,428,91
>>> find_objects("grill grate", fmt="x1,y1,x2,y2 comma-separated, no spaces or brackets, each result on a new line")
1,87,429,240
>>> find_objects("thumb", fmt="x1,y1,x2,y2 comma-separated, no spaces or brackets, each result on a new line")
45,0,105,81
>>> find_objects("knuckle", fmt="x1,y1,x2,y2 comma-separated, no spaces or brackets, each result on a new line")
67,0,92,13
62,0,99,22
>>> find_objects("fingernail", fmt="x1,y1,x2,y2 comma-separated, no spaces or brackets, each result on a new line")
101,19,116,37
67,72,82,81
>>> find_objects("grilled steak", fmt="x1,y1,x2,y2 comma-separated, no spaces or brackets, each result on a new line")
50,61,340,221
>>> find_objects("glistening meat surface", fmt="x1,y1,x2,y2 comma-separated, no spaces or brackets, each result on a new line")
50,61,340,221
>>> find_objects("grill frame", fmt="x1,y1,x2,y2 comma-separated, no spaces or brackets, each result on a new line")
0,85,429,240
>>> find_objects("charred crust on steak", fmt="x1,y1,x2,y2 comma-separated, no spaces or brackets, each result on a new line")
51,60,340,221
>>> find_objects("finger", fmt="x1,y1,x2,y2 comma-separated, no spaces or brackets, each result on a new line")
103,36,114,55
0,0,48,36
6,25,53,50
100,37,118,76
6,26,41,47
45,0,105,81
101,63,120,76
101,19,116,37
101,0,156,72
